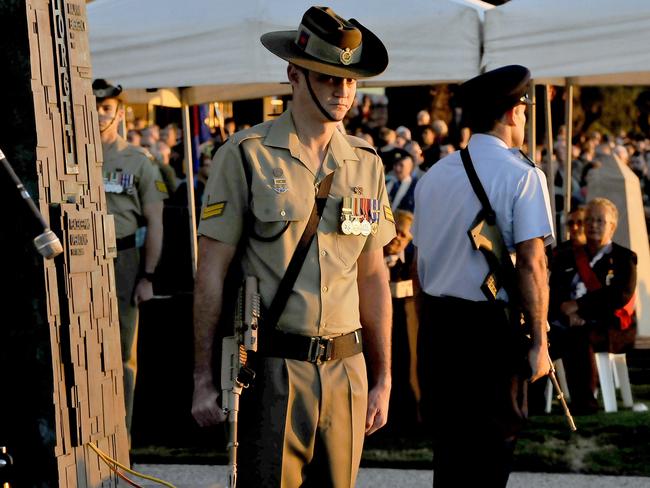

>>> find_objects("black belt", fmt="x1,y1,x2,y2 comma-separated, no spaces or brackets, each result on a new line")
422,293,508,310
116,234,136,251
261,329,363,364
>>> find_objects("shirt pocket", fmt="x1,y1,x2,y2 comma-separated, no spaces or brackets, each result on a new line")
251,192,312,239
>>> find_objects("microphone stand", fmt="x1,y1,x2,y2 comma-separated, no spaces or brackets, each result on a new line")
0,148,62,259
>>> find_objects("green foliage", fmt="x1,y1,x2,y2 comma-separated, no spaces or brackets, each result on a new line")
577,86,648,136
598,87,646,135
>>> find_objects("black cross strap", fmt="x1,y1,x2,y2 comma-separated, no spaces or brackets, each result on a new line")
460,147,496,225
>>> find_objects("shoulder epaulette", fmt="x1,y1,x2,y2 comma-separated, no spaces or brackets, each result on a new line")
127,143,154,161
345,134,379,155
518,149,538,168
230,121,273,146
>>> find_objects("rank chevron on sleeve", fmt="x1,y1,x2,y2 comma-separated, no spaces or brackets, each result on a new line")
202,201,227,219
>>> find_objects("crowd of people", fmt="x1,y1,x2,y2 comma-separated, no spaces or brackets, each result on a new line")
124,92,650,238
546,126,650,221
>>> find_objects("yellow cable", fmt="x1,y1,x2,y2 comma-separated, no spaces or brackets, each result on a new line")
87,445,143,488
88,442,178,488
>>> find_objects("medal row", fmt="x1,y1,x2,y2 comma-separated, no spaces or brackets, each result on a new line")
340,196,379,236
104,172,136,195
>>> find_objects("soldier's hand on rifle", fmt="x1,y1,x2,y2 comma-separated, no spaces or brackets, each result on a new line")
527,343,551,383
192,381,226,427
133,278,154,305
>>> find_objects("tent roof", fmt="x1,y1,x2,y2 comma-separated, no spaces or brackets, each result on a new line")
88,0,486,104
482,0,650,85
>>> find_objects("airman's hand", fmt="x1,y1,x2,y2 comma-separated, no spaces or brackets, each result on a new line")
528,343,551,383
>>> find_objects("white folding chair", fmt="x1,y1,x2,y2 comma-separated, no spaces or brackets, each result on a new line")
594,352,636,412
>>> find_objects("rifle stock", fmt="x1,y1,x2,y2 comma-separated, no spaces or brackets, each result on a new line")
468,216,514,302
221,276,260,487
548,355,577,431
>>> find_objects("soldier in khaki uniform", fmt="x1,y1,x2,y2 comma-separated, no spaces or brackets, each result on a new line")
93,79,168,435
191,7,394,487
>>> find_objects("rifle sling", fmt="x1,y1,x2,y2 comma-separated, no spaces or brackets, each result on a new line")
460,147,496,224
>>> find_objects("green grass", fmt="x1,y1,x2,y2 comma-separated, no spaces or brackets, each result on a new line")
131,386,650,475
131,445,227,465
514,384,650,475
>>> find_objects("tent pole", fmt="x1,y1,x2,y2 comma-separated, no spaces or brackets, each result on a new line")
181,91,198,278
527,81,536,161
543,84,557,238
564,79,574,240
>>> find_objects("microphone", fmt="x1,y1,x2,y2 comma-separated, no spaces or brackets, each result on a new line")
0,148,63,259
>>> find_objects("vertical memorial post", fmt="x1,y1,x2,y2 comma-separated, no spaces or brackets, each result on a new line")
0,0,129,485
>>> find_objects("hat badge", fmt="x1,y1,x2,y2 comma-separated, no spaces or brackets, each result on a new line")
340,48,353,65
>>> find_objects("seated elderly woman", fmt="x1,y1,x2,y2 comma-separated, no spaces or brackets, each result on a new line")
549,198,637,414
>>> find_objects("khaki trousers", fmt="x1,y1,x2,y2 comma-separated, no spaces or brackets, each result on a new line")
115,247,140,434
238,353,368,488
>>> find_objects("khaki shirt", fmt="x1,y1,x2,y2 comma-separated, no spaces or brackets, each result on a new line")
199,110,395,337
102,136,168,238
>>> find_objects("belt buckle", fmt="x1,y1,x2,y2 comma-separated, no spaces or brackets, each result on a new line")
307,337,333,364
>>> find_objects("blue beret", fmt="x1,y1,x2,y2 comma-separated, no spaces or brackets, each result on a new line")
381,147,412,167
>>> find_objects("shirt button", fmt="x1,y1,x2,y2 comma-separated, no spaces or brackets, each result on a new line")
280,209,286,217
322,286,328,293
320,250,327,257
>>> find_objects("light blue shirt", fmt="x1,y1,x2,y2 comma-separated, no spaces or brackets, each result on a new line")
412,133,555,301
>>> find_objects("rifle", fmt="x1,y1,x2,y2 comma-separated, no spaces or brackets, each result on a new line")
547,351,577,431
462,147,576,432
221,276,260,488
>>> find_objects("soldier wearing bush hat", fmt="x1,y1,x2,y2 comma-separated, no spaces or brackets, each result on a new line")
93,78,168,437
92,78,123,101
192,6,395,487
412,65,555,487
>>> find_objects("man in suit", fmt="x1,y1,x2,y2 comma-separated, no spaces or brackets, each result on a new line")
386,149,418,213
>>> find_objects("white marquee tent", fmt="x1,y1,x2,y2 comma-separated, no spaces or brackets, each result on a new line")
88,0,489,105
482,0,650,85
